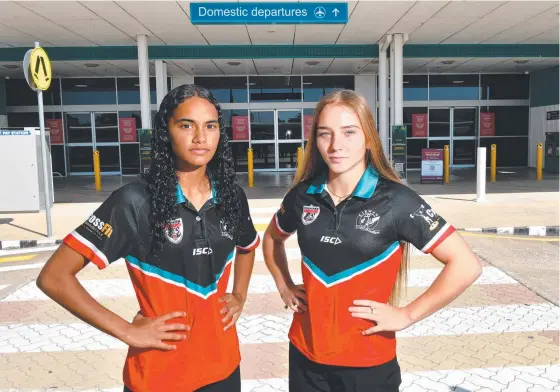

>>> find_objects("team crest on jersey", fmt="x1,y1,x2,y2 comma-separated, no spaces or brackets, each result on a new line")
409,204,440,231
355,209,381,234
302,205,320,225
220,218,233,240
164,218,183,244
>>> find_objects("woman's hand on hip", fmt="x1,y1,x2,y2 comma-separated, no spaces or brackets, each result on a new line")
349,300,413,335
123,311,189,351
219,293,246,331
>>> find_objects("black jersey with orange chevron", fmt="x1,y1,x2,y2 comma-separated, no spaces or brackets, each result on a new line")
274,166,455,367
63,180,259,392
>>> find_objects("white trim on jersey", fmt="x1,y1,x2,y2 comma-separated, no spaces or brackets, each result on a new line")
237,232,260,251
71,231,109,268
421,223,451,253
274,213,295,236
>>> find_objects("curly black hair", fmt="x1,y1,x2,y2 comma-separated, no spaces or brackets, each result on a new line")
141,84,241,258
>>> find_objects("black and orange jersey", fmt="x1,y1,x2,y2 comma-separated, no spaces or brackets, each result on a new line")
63,180,259,391
274,165,455,367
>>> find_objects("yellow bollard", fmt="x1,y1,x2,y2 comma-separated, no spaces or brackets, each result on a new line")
93,150,102,191
247,148,254,188
536,143,543,181
490,144,497,182
443,145,450,184
297,146,303,169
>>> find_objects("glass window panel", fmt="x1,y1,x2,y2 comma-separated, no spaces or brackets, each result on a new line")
121,144,140,175
403,75,428,101
453,108,477,137
428,109,450,137
66,113,92,143
6,78,61,106
68,146,93,173
194,77,248,103
278,110,302,140
429,74,479,100
95,113,119,143
406,139,427,169
230,142,249,172
303,76,354,102
117,78,141,105
481,74,529,100
249,76,301,102
50,145,66,176
479,137,528,166
252,143,276,169
479,106,529,136
62,78,116,105
428,139,450,150
8,112,39,127
278,143,300,169
118,111,142,135
453,139,476,166
97,146,121,172
250,110,275,141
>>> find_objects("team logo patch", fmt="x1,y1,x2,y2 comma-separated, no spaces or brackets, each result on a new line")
164,218,183,244
356,209,381,234
409,204,440,231
220,218,233,240
302,205,320,225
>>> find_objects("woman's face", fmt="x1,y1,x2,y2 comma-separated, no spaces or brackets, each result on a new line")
316,103,368,175
168,97,221,169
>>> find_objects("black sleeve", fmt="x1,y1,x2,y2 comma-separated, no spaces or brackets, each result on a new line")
235,187,260,253
273,186,299,236
392,185,455,254
62,187,139,269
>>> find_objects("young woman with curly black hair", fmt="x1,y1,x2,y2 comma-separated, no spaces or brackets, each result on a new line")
37,84,260,392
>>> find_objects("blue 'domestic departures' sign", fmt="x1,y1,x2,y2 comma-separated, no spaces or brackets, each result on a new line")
190,2,348,24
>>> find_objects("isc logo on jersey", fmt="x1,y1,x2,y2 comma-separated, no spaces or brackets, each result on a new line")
193,247,213,255
86,215,113,238
320,236,341,245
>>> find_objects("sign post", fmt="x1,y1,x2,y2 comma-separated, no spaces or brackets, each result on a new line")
24,42,53,237
391,125,407,182
138,128,152,175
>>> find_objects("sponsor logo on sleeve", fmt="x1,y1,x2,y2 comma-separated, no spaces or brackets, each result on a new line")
409,204,440,231
84,215,114,240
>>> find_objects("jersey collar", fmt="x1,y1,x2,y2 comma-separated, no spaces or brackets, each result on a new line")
306,165,379,200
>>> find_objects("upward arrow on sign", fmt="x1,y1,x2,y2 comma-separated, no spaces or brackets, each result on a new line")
333,8,340,16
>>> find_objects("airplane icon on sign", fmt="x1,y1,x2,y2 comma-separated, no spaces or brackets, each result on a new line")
314,6,326,19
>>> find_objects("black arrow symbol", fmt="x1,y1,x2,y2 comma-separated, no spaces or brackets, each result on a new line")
34,56,50,82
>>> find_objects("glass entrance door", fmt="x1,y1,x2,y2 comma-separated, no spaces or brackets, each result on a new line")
428,107,478,168
66,112,121,175
249,109,303,171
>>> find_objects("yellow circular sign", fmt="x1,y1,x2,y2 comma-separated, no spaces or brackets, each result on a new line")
29,47,52,91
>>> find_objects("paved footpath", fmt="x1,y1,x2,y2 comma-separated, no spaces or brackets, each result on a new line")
0,205,559,392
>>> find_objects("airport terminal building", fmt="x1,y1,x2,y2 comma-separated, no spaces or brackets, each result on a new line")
0,1,558,177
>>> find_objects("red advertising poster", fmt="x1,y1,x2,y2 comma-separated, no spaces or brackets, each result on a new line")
420,148,444,184
45,118,63,144
303,115,313,139
119,117,137,142
412,113,428,137
232,116,249,140
480,112,495,137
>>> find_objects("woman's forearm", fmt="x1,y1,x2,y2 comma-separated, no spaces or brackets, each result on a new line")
231,251,255,300
262,228,294,290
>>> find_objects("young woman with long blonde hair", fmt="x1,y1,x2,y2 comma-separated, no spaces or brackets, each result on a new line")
262,89,482,391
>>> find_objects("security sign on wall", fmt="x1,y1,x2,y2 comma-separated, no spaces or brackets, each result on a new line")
23,46,52,91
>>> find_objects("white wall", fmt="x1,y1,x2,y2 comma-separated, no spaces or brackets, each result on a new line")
528,104,559,168
172,75,195,89
354,75,376,117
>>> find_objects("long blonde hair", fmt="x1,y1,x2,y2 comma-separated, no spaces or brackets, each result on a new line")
292,89,409,306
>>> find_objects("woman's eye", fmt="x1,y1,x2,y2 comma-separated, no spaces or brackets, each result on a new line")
345,130,356,136
318,132,331,137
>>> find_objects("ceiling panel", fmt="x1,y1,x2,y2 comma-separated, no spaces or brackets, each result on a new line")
444,1,557,43
196,25,251,45
522,27,560,44
325,58,364,74
0,24,40,46
292,58,333,74
338,1,414,44
403,58,434,73
254,59,293,75
448,58,510,72
388,2,448,36
247,25,295,45
166,61,192,77
212,59,257,75
171,59,221,76
294,25,343,45
484,5,559,44
409,58,473,73
484,57,557,72
117,2,207,45
0,62,23,77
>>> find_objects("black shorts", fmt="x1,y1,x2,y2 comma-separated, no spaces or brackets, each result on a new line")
123,366,240,392
289,343,401,392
